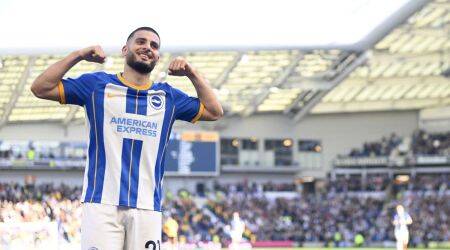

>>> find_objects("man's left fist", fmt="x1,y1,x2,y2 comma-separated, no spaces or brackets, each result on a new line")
168,57,193,77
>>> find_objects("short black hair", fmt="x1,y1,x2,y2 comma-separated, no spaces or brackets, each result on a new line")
127,26,160,42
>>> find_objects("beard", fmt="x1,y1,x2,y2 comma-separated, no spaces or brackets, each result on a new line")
126,52,157,74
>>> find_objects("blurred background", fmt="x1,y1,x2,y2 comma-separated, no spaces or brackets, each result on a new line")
0,0,449,249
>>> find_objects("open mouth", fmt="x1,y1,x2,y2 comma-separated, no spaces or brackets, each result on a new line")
137,52,151,61
140,54,149,60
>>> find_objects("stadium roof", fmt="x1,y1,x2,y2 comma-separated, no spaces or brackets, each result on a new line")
0,0,448,126
314,0,450,114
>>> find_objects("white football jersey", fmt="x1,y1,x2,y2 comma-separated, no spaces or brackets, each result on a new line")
59,72,203,210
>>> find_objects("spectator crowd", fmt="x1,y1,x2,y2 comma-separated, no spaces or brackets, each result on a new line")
344,130,450,158
0,176,448,248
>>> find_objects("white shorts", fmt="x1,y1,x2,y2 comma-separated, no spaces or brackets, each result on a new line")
395,229,409,243
81,202,162,250
231,230,243,243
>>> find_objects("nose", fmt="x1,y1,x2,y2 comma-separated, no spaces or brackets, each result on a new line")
142,43,151,51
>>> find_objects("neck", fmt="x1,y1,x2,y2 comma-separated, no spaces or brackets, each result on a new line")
123,64,151,86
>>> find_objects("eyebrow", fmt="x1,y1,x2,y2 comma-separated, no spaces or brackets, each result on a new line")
135,37,160,49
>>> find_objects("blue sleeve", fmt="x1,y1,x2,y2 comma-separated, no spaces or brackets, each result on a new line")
59,73,99,106
171,87,203,123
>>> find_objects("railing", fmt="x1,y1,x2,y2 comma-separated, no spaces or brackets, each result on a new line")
334,155,450,168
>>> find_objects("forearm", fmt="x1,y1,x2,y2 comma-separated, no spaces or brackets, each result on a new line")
188,69,223,118
31,51,82,97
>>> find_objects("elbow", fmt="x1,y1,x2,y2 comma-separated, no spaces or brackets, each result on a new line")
211,107,224,121
30,82,41,98
217,108,224,119
30,80,47,99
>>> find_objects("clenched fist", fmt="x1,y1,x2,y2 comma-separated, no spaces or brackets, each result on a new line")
77,45,106,64
168,57,194,77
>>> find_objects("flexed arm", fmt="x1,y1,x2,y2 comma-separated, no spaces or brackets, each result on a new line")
168,57,224,121
30,46,106,102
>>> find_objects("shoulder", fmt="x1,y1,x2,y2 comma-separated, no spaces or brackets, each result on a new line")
153,81,173,89
152,82,175,93
78,71,111,80
90,71,115,81
77,72,115,87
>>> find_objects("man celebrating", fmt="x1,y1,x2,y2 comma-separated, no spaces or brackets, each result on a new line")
229,212,246,250
31,26,223,250
392,205,413,250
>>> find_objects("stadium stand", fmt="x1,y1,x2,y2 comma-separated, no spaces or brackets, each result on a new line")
1,176,448,248
341,130,450,157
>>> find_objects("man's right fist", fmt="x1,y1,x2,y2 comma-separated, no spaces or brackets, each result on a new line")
78,46,106,64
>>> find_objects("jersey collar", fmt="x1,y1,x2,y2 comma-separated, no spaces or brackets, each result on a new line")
117,73,153,90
